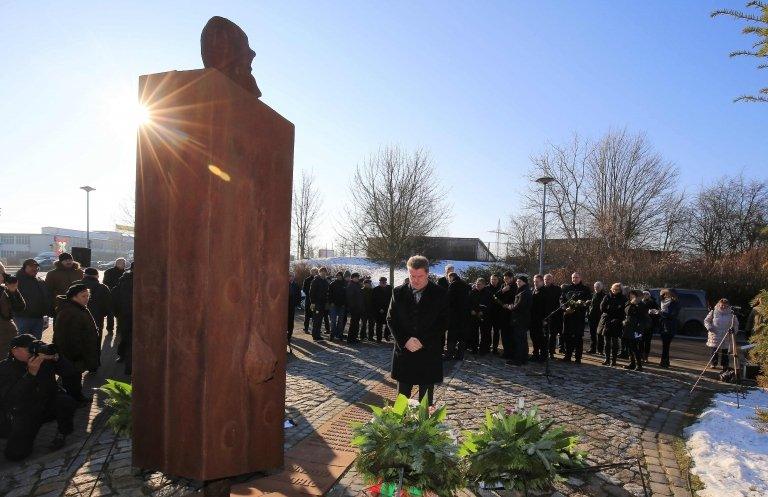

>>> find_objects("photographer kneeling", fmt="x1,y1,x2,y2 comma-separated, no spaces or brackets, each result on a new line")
0,334,77,461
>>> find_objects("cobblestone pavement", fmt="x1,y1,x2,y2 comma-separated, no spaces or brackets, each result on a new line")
0,320,730,497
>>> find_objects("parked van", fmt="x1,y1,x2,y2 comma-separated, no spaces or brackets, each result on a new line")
649,288,709,336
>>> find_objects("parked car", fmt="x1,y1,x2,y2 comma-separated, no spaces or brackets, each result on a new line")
649,288,709,336
34,252,58,271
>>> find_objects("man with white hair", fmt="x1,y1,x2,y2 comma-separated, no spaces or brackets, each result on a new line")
437,264,454,289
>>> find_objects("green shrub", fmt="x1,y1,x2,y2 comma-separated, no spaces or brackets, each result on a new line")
99,379,132,437
749,289,768,388
351,394,464,496
459,406,587,492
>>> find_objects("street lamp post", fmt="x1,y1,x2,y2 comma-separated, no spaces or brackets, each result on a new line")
535,176,555,276
80,186,96,249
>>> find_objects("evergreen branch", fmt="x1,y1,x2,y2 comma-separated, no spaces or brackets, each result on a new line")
734,94,768,102
711,9,765,23
729,50,764,57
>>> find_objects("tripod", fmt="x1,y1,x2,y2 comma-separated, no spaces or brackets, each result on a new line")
534,298,575,383
690,312,745,407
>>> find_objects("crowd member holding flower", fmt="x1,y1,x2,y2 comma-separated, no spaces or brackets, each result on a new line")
559,272,592,364
387,255,448,406
704,298,739,372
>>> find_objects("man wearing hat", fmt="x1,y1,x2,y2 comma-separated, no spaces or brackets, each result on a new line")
0,334,77,460
44,253,84,305
74,268,112,353
14,259,52,339
505,275,532,366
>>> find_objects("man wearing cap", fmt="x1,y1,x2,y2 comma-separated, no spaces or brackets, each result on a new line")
0,334,77,460
505,276,532,366
372,277,392,342
45,253,84,305
74,268,112,352
14,260,52,340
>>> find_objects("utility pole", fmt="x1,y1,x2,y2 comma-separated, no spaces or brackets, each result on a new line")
80,186,96,249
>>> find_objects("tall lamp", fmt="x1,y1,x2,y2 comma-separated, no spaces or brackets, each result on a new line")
80,186,96,249
535,176,555,275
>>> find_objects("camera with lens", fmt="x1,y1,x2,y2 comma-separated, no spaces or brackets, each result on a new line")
28,340,58,356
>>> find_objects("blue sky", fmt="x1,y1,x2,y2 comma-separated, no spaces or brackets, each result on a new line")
0,1,765,252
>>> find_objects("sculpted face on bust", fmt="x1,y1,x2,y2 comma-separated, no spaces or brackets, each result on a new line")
201,16,262,97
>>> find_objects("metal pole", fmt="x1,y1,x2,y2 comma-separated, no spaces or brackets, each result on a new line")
539,182,547,275
86,190,91,249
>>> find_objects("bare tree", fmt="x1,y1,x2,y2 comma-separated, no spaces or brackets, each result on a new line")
525,134,589,240
584,129,679,250
657,190,689,252
292,170,323,260
689,175,768,258
342,146,450,283
505,212,540,272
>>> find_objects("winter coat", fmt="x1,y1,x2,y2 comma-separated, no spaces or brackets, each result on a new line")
44,261,85,303
328,279,347,307
437,276,450,289
73,277,112,320
103,266,125,290
560,282,592,334
623,301,647,340
53,296,100,372
0,357,61,414
0,287,25,356
302,276,314,305
345,281,365,314
598,292,627,338
288,281,301,309
487,283,503,320
541,284,563,327
659,298,681,337
387,281,448,385
14,269,51,319
372,285,392,317
447,278,471,325
469,287,493,322
531,287,546,325
111,271,134,324
495,283,516,324
643,296,660,332
704,307,739,349
588,290,606,324
309,276,330,308
362,286,375,317
509,284,532,330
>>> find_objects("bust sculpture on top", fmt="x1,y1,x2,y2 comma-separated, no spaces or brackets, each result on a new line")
201,16,262,98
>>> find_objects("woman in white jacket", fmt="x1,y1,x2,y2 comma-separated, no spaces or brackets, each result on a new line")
704,298,739,371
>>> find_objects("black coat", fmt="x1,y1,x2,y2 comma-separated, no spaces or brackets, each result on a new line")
53,297,100,372
288,281,301,309
588,290,606,324
509,284,532,330
328,279,347,306
469,287,493,322
0,358,60,413
372,284,392,316
74,277,112,320
362,286,375,317
15,269,52,319
447,278,471,325
346,281,364,314
437,276,450,289
623,300,648,340
111,271,134,325
103,266,125,290
598,292,627,338
309,276,330,307
560,282,592,334
302,275,314,304
494,283,516,324
387,282,448,385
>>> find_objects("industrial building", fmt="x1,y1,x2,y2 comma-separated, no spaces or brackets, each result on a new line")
366,236,497,262
0,226,134,265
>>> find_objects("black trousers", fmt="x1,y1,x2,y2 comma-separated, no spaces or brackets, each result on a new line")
660,334,673,366
347,312,361,342
546,317,562,356
628,337,643,367
511,326,529,364
588,318,603,353
311,306,326,339
106,313,115,333
605,336,620,362
118,318,133,375
529,320,545,358
491,317,504,352
374,316,390,341
446,321,467,358
477,319,492,353
361,315,376,339
499,323,514,359
303,305,313,332
287,307,296,342
398,382,434,406
0,393,77,461
642,330,653,360
563,331,584,362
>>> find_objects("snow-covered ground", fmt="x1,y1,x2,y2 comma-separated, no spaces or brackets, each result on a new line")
684,388,768,497
292,256,497,283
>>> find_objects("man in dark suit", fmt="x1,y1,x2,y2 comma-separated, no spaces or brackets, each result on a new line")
372,277,392,342
387,255,448,406
506,275,532,366
309,267,330,341
302,267,318,333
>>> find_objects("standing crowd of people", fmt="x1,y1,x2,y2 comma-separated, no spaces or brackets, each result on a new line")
0,254,133,461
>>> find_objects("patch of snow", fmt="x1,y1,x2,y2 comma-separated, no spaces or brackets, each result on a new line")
293,257,501,284
684,388,768,497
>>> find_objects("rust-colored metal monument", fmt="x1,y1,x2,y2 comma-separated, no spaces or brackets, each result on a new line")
132,17,293,481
